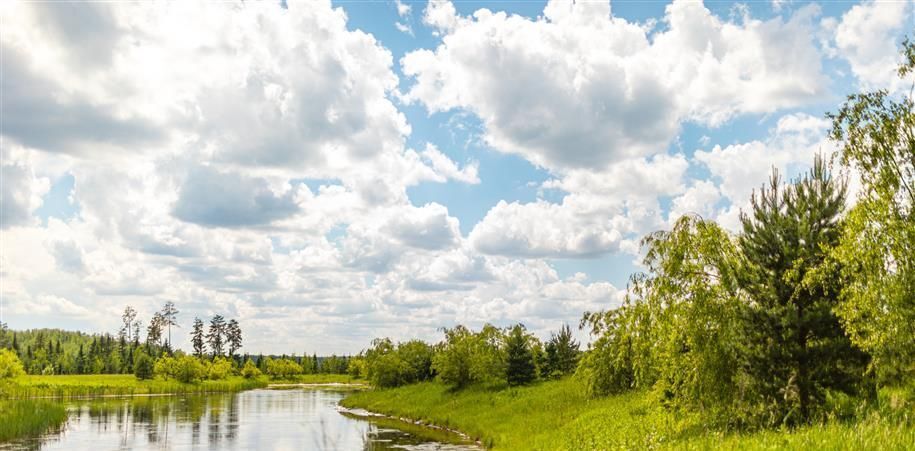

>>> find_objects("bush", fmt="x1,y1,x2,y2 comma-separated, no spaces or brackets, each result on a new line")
206,357,233,380
265,358,302,379
134,351,154,380
155,355,205,383
0,349,25,379
241,359,262,379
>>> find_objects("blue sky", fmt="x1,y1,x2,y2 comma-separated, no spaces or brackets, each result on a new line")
1,0,912,354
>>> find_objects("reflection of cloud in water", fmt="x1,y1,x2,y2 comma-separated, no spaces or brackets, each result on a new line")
12,390,479,450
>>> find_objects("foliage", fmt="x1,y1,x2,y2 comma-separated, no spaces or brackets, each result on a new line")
265,358,303,379
206,356,234,380
504,324,536,386
827,39,915,384
0,349,26,379
240,359,261,379
0,374,267,399
225,319,242,358
133,350,154,380
432,324,505,388
362,338,434,388
154,355,206,383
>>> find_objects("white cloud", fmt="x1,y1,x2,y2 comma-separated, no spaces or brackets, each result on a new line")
1,146,51,229
830,0,913,90
404,0,827,171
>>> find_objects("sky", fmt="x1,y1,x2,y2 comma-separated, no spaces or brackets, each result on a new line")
0,0,912,355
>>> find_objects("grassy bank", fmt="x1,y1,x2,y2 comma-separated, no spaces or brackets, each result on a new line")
0,400,68,442
341,378,915,450
0,373,362,400
0,374,268,399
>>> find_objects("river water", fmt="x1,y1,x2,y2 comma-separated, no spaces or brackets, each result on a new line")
2,389,479,450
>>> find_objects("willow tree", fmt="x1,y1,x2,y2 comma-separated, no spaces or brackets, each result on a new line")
828,39,915,384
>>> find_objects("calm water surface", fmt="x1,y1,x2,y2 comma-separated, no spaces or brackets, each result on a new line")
3,389,479,451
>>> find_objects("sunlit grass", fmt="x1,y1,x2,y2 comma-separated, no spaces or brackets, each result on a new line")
0,400,68,442
341,377,915,450
0,374,268,399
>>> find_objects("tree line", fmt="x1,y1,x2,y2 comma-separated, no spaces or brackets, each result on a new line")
349,323,580,389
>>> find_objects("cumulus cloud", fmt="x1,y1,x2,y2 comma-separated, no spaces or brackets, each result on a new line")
828,0,913,90
1,147,50,229
404,0,827,170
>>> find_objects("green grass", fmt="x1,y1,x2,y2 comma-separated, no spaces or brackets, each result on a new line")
0,400,68,442
0,374,269,399
341,378,915,450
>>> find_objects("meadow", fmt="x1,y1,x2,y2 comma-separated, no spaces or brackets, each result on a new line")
340,377,915,450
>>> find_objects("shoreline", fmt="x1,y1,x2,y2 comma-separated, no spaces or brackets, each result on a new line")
336,404,484,449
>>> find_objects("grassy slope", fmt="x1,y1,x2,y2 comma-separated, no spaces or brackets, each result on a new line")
0,400,68,442
341,378,915,450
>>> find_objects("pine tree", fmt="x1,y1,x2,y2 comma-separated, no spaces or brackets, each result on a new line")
738,156,868,424
207,315,226,357
191,318,206,358
226,319,242,358
504,324,536,386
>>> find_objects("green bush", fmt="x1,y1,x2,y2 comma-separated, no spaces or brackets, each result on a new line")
241,359,262,379
265,358,302,379
0,349,25,379
206,357,233,380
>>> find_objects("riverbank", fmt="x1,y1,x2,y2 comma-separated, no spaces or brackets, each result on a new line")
0,373,360,400
340,377,915,450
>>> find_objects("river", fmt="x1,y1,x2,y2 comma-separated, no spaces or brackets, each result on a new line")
1,389,480,450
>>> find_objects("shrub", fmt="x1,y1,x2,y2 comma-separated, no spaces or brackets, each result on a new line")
433,324,505,388
0,349,25,379
206,357,233,380
241,359,262,379
266,358,302,379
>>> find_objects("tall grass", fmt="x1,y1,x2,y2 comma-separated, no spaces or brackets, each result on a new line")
0,400,68,442
341,377,915,450
0,374,268,399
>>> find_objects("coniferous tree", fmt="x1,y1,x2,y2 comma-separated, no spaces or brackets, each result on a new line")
504,324,536,386
547,324,579,376
226,319,243,359
738,156,868,424
207,315,226,357
191,318,206,358
160,301,180,352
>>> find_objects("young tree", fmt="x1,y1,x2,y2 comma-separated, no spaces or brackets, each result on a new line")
134,350,154,380
226,319,243,359
207,315,226,357
504,324,536,386
191,318,206,358
828,39,915,384
738,158,868,424
545,324,579,377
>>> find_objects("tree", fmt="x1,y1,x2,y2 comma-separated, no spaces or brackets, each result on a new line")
134,350,154,380
738,158,868,425
226,319,242,359
827,39,915,384
191,318,206,358
160,301,179,352
207,315,226,357
544,324,579,378
504,324,536,386
147,312,165,350
119,306,138,344
433,324,504,388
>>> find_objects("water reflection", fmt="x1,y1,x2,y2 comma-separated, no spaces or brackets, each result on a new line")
2,390,478,451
